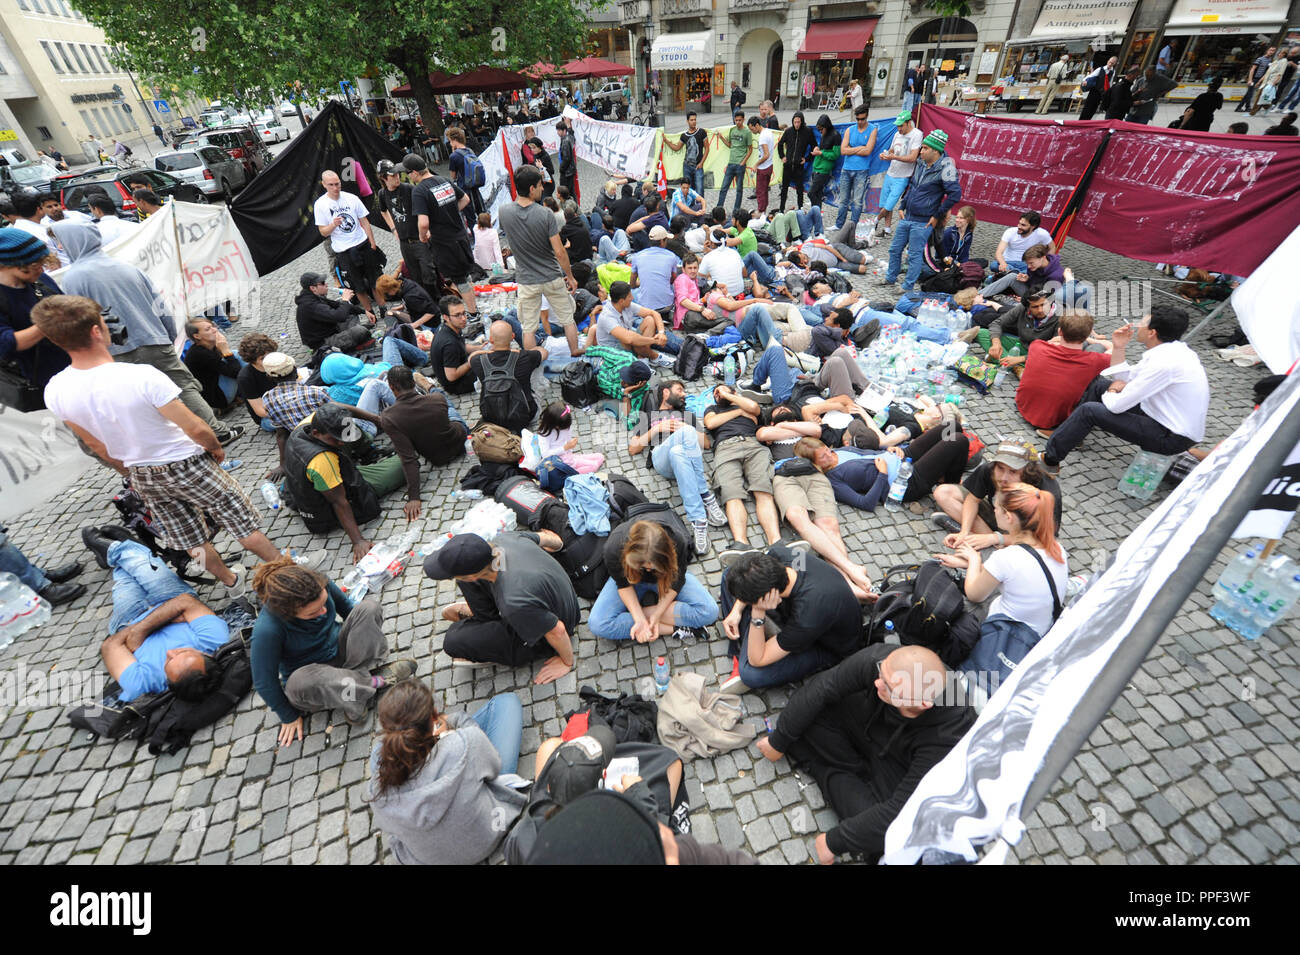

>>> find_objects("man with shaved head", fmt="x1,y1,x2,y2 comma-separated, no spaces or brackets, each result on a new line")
314,169,382,316
470,318,548,433
757,644,976,864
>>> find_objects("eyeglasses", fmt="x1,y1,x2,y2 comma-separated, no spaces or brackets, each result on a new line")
876,661,929,708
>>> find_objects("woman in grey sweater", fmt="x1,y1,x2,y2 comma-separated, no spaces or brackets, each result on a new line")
369,681,527,865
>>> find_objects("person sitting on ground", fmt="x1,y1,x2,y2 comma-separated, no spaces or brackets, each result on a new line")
756,644,975,864
378,366,469,522
755,411,874,597
931,441,1063,547
991,210,1055,276
595,280,678,367
560,201,594,264
1265,111,1298,135
719,544,865,692
95,537,228,702
936,482,1068,682
374,271,439,329
703,385,783,564
181,318,242,412
698,227,746,298
1015,308,1114,435
431,295,487,395
672,253,719,332
593,213,632,265
423,532,579,686
1041,305,1209,473
629,225,681,323
234,333,282,434
980,243,1088,309
368,680,527,865
628,380,728,553
589,516,721,643
470,318,547,433
626,193,670,253
281,403,404,561
668,177,707,221
473,212,505,272
963,290,1061,367
250,556,416,747
294,271,371,351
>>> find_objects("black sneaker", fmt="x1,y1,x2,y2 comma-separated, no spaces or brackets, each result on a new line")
929,512,961,534
718,541,759,570
218,425,246,446
851,319,881,350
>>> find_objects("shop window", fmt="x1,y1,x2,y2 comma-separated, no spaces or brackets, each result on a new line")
1172,34,1275,87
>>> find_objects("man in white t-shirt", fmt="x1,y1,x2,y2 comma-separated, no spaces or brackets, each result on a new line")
873,110,923,239
994,211,1055,274
698,227,745,297
35,294,282,594
750,116,777,216
313,170,382,317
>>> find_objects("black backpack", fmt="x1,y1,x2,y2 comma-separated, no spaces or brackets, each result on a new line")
605,472,649,528
622,500,698,560
560,360,601,408
480,352,530,428
494,476,609,599
867,561,976,666
673,336,708,381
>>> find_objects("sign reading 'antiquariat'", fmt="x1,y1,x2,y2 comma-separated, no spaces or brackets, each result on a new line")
1029,0,1138,39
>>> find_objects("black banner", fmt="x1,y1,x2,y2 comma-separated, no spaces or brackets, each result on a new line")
229,100,404,275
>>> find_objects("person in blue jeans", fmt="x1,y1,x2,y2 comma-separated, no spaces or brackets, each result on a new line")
369,679,527,865
833,106,878,233
885,129,963,295
718,544,865,692
589,517,720,642
717,111,754,216
381,332,429,369
0,523,85,606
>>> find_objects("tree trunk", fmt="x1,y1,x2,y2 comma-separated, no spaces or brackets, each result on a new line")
391,47,445,150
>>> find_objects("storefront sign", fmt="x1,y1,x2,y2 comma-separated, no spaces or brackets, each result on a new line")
70,91,121,104
1029,0,1138,39
1167,0,1289,25
713,64,726,97
651,32,713,70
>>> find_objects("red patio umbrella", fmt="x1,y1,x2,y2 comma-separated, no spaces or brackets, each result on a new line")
525,62,561,79
430,66,533,94
389,71,453,98
561,56,634,80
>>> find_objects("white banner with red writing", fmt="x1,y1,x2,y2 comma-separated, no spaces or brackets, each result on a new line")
562,106,658,180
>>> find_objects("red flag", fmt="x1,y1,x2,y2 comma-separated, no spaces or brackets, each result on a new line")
500,130,516,201
655,143,668,199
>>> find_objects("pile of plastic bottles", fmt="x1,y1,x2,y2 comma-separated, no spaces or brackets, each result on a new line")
339,526,422,602
473,282,519,319
856,330,968,403
915,299,972,337
1115,450,1175,502
0,572,51,651
1210,549,1300,640
421,499,518,557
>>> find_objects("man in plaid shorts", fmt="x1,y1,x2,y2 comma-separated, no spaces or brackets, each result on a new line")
35,295,282,592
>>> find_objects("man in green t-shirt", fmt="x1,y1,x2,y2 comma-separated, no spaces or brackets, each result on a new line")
717,111,754,217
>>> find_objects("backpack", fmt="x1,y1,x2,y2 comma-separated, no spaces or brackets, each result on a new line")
867,561,970,660
110,488,208,583
825,270,851,294
567,687,659,744
495,475,568,534
469,421,522,464
457,147,486,188
554,524,610,600
621,500,698,560
673,335,708,381
605,472,649,528
959,261,986,289
560,360,601,408
479,352,530,429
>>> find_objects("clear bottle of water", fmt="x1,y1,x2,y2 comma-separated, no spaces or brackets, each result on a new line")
1215,550,1258,599
885,457,913,510
449,489,484,501
653,655,670,693
0,572,51,650
1221,582,1255,631
882,620,897,642
260,481,282,510
724,354,736,387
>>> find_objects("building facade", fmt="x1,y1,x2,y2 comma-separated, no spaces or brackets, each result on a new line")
612,0,1300,114
0,1,204,164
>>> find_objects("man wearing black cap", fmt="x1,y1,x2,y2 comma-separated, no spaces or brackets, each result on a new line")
404,153,480,318
375,159,426,295
424,531,579,685
281,403,405,561
294,271,372,351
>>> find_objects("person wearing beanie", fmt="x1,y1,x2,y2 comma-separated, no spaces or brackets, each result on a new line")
884,128,962,295
0,228,69,391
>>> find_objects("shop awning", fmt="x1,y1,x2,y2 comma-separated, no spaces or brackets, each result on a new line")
1166,0,1289,28
797,18,878,61
651,32,714,70
1163,22,1283,35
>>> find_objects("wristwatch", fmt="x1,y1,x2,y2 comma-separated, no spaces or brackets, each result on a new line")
750,617,766,625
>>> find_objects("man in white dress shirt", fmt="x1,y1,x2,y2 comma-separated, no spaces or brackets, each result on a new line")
1042,305,1209,471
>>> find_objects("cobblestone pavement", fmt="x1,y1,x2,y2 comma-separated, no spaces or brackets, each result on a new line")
1,149,1295,867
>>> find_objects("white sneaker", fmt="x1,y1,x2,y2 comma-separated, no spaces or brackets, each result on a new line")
652,353,676,368
702,494,728,527
691,519,710,554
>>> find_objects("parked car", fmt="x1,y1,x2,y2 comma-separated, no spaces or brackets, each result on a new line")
590,82,629,102
59,168,207,217
200,107,232,128
0,160,57,195
280,100,297,116
254,118,290,144
195,125,272,176
154,147,247,202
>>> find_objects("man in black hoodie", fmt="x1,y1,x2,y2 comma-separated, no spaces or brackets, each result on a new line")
757,643,976,863
294,271,373,351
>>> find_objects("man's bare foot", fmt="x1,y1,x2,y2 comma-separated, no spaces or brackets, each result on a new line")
441,602,472,622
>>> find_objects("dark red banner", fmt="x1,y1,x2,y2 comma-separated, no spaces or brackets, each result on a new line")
918,104,1300,278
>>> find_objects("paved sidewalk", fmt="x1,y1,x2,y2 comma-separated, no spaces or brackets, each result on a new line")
0,153,1295,866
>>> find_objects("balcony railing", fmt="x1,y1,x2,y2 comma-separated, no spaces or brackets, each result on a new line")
728,0,789,13
660,0,711,19
618,0,651,25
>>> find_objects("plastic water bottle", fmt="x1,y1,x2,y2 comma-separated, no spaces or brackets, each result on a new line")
882,620,897,642
993,365,1008,388
653,655,670,694
0,572,51,650
464,436,476,458
873,405,890,428
260,481,282,510
1234,594,1269,640
1214,550,1257,600
1273,573,1300,619
724,354,736,387
1221,582,1255,630
885,457,913,511
449,489,484,502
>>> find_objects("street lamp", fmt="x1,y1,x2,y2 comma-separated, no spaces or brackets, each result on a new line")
644,15,657,123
